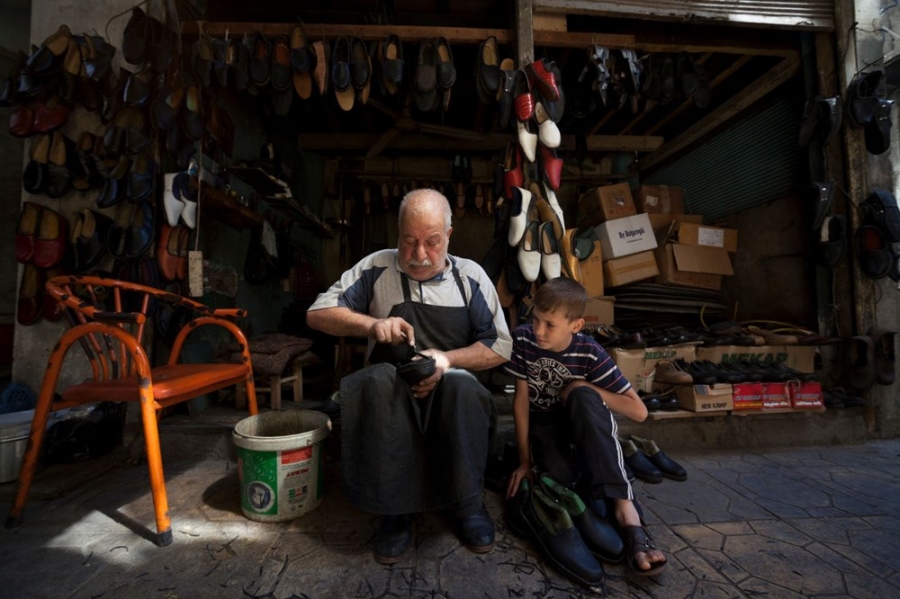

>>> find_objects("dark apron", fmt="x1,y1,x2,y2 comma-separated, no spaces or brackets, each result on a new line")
340,263,495,514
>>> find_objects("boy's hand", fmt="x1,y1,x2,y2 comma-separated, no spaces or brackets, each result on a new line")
506,464,535,499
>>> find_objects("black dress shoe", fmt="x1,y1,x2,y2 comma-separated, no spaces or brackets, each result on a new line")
456,504,495,553
619,438,663,484
522,486,605,588
372,514,413,565
540,475,624,562
629,436,687,481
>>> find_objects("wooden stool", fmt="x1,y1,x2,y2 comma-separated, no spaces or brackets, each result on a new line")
334,336,368,390
236,351,321,410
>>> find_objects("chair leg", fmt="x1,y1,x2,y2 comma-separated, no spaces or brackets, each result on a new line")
5,381,56,529
293,360,303,403
270,374,282,410
245,375,259,416
139,384,173,546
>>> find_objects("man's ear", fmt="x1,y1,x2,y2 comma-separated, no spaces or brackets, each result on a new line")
571,318,585,334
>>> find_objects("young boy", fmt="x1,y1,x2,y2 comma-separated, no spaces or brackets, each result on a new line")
504,277,667,575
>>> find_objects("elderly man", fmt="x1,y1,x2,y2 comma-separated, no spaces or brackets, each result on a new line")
307,188,512,564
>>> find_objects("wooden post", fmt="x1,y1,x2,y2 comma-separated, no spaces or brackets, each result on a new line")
515,0,534,67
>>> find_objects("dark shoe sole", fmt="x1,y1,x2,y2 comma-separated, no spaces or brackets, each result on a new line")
465,542,494,554
374,550,406,565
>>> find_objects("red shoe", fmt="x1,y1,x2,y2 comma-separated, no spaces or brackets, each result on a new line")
16,201,42,264
527,58,560,102
9,103,35,138
513,68,534,122
503,141,523,200
156,223,181,281
17,263,44,326
540,144,563,190
33,96,70,133
33,206,69,269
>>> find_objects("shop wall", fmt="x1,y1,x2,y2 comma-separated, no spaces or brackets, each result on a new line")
0,0,31,322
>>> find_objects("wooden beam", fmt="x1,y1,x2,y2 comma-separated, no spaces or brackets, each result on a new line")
515,0,535,65
638,56,799,173
298,133,663,153
189,22,797,58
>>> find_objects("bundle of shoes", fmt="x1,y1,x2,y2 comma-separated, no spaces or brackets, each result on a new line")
845,70,893,155
653,356,817,386
855,188,900,281
14,202,68,326
590,321,839,350
841,328,895,392
637,388,679,412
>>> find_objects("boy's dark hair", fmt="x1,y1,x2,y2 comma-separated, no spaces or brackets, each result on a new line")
532,277,588,321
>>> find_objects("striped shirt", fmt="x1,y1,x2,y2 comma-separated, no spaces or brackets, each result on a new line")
308,249,512,359
505,324,631,411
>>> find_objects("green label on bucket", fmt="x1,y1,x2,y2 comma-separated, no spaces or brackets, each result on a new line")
238,447,279,516
238,444,323,519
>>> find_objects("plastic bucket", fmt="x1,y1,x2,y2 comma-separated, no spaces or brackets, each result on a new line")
0,409,36,484
233,410,331,522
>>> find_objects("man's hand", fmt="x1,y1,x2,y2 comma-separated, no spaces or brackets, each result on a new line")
368,317,416,346
409,348,450,399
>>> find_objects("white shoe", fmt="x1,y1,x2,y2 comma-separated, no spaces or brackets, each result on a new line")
517,120,538,163
518,220,542,282
534,102,560,148
543,183,565,230
540,221,561,279
508,187,532,247
180,198,198,229
163,173,184,227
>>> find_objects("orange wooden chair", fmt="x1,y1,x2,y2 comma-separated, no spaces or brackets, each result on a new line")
5,275,259,546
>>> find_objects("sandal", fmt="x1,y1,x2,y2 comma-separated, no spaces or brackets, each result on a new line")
621,525,667,576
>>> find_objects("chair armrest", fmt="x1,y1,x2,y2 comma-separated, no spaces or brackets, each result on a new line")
210,308,248,318
92,311,146,325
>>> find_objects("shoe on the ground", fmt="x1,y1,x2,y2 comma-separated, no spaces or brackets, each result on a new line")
629,436,687,481
456,504,495,553
653,359,692,385
522,486,605,587
619,438,663,484
372,514,413,565
539,474,624,562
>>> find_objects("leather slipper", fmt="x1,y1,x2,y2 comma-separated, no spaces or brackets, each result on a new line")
844,335,876,391
868,327,896,386
856,224,892,279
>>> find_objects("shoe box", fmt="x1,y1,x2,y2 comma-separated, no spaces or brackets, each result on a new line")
594,213,658,260
604,250,659,287
646,213,702,232
634,185,685,214
653,220,734,290
733,381,824,411
612,344,698,392
696,345,816,374
674,384,734,413
581,296,615,330
676,222,739,253
579,239,604,297
576,183,636,228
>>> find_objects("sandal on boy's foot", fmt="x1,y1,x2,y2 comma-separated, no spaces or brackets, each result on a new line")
621,525,667,576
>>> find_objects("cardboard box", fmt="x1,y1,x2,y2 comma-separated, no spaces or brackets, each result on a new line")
789,381,824,409
732,382,764,411
761,383,792,410
676,384,734,413
677,222,739,253
647,213,703,233
579,240,604,297
577,184,637,228
594,213,658,260
655,243,731,290
611,344,698,392
604,251,659,288
582,296,615,330
696,345,816,374
634,185,685,214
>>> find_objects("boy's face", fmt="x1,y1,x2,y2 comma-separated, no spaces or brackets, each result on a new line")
531,306,584,353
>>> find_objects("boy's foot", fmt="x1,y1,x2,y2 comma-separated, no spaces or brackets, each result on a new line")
621,525,667,576
372,514,413,564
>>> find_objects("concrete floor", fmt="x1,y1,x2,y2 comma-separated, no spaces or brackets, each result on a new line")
1,406,900,599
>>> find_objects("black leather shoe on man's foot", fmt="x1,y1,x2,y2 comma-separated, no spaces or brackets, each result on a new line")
457,505,495,553
372,514,413,564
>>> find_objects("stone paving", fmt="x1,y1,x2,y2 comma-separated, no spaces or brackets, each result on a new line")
2,428,900,598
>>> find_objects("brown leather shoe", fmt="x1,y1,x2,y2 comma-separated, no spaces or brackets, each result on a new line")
15,202,43,264
312,40,328,96
559,228,582,282
33,206,68,269
653,359,693,385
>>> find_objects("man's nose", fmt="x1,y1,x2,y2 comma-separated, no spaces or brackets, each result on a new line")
414,245,427,260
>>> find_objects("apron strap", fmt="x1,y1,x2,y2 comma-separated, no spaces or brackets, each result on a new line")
399,259,469,306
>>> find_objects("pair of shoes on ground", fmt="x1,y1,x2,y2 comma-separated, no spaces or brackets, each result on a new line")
619,435,687,483
638,388,679,411
372,502,494,565
507,474,666,585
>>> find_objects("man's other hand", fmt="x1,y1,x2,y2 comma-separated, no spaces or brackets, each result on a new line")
410,349,449,399
369,317,416,346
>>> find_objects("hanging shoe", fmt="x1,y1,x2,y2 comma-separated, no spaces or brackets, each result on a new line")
868,327,896,386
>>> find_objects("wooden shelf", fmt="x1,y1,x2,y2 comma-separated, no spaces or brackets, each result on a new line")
196,182,265,230
647,406,827,420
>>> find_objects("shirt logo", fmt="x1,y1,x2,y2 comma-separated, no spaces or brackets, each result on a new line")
527,357,572,409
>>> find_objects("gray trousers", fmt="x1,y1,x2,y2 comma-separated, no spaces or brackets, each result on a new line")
339,364,496,514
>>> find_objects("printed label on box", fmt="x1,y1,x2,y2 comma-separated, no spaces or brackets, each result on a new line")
732,383,763,410
761,383,792,410
645,194,659,207
697,227,725,248
788,381,824,409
